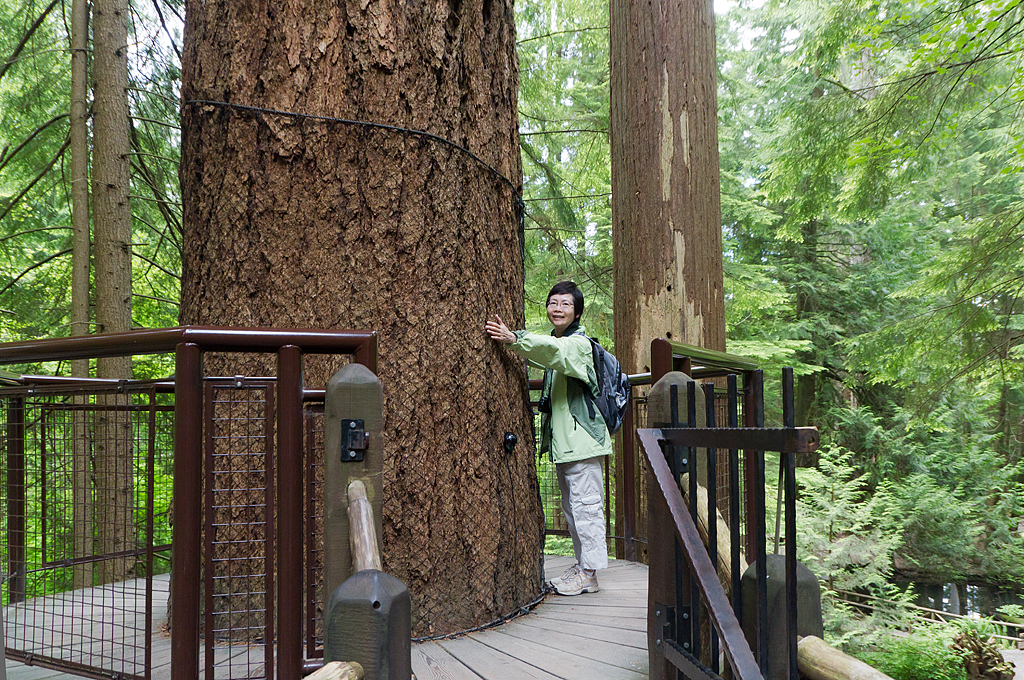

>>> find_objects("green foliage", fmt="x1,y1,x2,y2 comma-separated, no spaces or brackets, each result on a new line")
996,604,1024,623
860,625,967,680
795,445,914,645
543,534,575,557
717,0,1024,588
797,445,901,592
896,474,977,580
0,0,182,377
517,0,614,347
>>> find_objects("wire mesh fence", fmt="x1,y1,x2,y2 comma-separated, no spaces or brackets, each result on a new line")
1,384,173,680
304,402,326,660
202,379,277,679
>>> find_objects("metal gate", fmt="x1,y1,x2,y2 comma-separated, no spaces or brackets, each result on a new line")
2,384,172,680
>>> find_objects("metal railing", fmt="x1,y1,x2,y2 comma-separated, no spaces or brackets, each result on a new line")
640,346,818,680
0,327,377,680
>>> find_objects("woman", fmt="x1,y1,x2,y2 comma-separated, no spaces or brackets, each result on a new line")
485,281,611,595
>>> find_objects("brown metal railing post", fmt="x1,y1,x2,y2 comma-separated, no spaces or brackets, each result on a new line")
747,370,768,674
354,335,378,375
278,345,304,680
172,342,202,680
651,338,672,384
622,401,637,562
742,370,759,568
6,396,26,603
648,338,676,680
782,368,798,680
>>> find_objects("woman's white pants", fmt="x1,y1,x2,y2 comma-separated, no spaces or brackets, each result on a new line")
556,456,608,570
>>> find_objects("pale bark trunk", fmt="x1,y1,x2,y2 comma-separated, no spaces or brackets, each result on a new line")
180,0,541,636
611,1,725,676
610,0,727,373
92,0,134,584
70,0,94,590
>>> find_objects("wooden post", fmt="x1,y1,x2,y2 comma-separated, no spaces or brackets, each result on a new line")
797,636,895,680
324,363,384,598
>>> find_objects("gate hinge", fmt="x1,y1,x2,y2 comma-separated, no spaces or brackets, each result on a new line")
341,419,369,462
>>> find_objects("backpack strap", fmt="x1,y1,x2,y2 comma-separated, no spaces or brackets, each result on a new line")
582,386,597,420
570,330,599,420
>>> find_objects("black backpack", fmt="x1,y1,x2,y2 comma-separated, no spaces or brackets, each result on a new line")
579,337,631,435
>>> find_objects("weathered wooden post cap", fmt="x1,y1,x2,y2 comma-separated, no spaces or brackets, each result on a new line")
325,569,412,680
741,554,823,680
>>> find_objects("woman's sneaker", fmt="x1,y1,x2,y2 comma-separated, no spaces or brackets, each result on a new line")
549,563,581,589
554,568,599,596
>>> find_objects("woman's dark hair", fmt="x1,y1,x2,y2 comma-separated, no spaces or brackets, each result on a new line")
547,281,584,320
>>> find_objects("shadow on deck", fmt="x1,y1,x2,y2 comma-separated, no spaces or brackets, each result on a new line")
3,556,649,680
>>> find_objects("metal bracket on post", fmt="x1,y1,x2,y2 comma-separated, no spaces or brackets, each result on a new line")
340,419,368,462
654,603,675,650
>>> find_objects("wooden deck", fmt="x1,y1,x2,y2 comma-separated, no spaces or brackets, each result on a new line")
412,556,649,680
3,556,650,680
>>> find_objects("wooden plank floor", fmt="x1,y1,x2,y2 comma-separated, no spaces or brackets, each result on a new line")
412,556,649,680
3,557,649,680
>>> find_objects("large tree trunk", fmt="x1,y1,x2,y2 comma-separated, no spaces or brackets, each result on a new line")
610,0,724,677
69,0,94,590
92,0,135,585
610,0,726,371
180,0,542,637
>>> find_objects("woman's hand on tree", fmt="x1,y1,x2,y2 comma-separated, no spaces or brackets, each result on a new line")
485,315,516,344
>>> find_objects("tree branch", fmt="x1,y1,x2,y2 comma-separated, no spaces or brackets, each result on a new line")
131,249,180,280
0,0,62,84
151,0,182,61
517,26,608,44
132,292,179,305
0,225,71,243
520,128,608,137
0,247,72,298
0,114,69,174
0,137,70,225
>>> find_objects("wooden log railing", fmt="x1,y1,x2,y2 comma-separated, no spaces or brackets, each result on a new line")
347,480,382,572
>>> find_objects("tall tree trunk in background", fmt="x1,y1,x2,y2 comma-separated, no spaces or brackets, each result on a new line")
92,0,134,584
180,0,541,636
610,0,726,375
610,1,724,675
69,0,94,590
794,219,820,467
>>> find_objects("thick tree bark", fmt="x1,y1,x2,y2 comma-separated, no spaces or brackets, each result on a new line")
610,0,726,374
180,0,542,636
92,0,134,584
69,0,93,590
